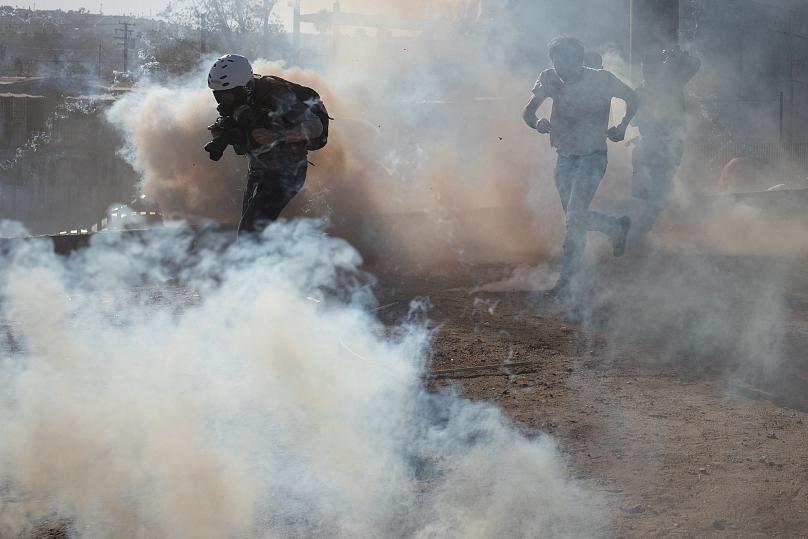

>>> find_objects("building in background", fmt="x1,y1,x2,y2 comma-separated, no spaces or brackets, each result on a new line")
0,92,49,150
680,0,808,144
0,7,164,79
677,0,808,188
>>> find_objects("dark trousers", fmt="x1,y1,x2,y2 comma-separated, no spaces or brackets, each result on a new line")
238,158,307,238
554,151,620,283
632,135,684,238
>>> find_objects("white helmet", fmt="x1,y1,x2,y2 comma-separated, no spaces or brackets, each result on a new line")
207,54,253,91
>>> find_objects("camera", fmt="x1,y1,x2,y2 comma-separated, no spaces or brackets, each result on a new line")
204,105,259,161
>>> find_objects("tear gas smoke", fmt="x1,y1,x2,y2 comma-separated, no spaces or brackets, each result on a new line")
106,9,649,270
107,84,247,223
107,20,576,268
660,191,808,257
574,248,788,375
0,220,604,538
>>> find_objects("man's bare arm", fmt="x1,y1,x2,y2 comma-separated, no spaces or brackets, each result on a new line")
614,82,639,128
522,86,550,133
607,80,639,142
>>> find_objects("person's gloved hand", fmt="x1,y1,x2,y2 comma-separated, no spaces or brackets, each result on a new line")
607,124,627,142
207,122,224,137
535,118,552,134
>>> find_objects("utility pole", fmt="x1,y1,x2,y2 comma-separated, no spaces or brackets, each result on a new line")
628,0,633,82
332,0,341,59
262,0,270,38
199,12,206,54
293,0,301,49
786,4,797,144
97,41,102,77
779,91,784,143
293,0,301,65
114,20,134,72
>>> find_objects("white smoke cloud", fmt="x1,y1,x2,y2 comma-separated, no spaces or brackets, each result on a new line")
0,221,604,538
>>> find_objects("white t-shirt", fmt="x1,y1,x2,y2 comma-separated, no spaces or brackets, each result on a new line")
532,67,630,156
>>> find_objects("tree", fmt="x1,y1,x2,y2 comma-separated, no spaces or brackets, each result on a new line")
160,0,286,58
138,33,203,77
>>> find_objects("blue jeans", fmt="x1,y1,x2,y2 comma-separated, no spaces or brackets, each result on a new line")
555,151,620,282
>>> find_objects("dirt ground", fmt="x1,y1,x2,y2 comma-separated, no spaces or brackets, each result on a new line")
376,252,808,538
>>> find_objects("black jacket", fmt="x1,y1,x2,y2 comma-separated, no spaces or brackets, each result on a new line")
248,74,311,166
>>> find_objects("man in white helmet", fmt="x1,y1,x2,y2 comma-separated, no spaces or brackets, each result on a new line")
205,54,329,237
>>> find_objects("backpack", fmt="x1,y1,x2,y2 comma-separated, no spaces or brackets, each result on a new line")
263,75,331,151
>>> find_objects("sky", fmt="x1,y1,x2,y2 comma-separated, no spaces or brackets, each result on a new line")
27,0,409,22
29,0,170,16
26,0,337,20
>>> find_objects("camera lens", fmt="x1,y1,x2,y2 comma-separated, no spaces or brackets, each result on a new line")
204,140,226,161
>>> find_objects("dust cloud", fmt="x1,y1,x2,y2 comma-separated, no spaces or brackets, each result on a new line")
107,82,247,223
107,10,569,268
